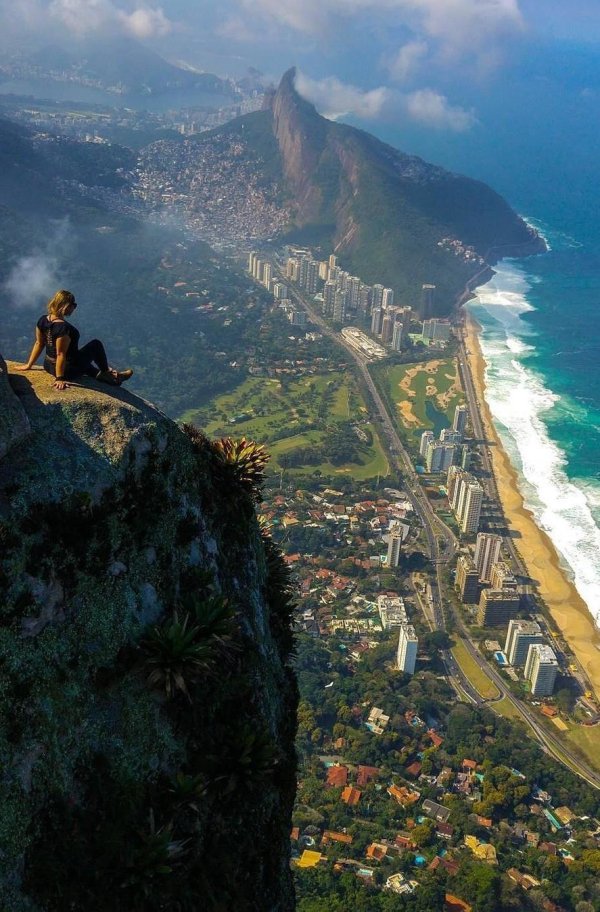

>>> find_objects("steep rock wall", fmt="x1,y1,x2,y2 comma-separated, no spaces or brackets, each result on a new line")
0,364,297,912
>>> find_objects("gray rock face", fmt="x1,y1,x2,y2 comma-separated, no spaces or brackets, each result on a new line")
0,363,297,912
0,354,31,462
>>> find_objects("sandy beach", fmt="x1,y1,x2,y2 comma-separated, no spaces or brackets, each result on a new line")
465,312,600,699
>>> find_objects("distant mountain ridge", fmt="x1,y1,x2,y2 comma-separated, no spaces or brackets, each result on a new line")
160,68,540,312
3,38,237,98
269,68,544,310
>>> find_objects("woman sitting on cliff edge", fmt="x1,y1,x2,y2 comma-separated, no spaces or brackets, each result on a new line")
17,289,133,391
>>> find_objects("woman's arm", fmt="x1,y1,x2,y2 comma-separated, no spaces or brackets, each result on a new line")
15,328,44,371
54,334,71,391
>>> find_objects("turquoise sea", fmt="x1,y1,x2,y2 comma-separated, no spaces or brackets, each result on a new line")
468,225,600,623
359,45,600,628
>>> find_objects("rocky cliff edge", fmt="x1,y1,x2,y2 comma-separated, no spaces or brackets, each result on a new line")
0,363,297,912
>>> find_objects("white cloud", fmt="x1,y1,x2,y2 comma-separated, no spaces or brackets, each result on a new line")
387,38,428,81
404,87,476,130
48,0,172,37
118,6,171,38
295,71,476,131
295,72,391,120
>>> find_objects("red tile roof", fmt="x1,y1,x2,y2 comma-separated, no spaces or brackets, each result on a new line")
341,786,362,806
326,765,349,788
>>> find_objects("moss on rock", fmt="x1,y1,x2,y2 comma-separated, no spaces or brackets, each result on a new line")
0,363,297,911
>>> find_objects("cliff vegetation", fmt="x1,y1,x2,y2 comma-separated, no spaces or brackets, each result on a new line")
0,359,297,912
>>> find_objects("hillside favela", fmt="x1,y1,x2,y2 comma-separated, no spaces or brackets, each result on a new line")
2,3,600,911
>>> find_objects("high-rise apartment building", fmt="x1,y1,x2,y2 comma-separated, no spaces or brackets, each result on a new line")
392,321,405,351
474,533,502,582
440,428,463,444
477,589,520,626
381,314,394,343
387,522,404,568
397,625,418,675
504,619,545,666
452,404,469,437
455,555,480,604
420,431,435,458
306,260,319,293
459,481,483,534
262,262,272,290
371,307,383,335
248,251,256,274
372,284,384,309
323,280,336,316
490,562,517,590
421,284,436,319
333,289,347,324
423,319,451,343
446,466,467,508
378,595,407,629
382,287,394,308
525,643,559,696
426,442,456,474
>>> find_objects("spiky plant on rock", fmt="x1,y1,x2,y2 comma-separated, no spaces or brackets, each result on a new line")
262,530,296,658
211,436,270,502
141,611,218,701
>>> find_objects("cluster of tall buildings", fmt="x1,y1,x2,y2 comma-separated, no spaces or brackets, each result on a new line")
456,542,559,695
285,251,377,327
420,405,469,474
248,252,307,326
505,620,558,696
376,594,418,675
447,466,483,535
455,532,519,624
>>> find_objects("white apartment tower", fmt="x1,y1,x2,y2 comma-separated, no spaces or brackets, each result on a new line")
504,619,545,667
382,287,394,308
262,262,272,290
420,431,435,458
459,481,483,534
371,307,383,335
372,284,385,309
474,533,502,582
452,404,469,437
525,643,559,696
397,625,418,675
426,442,456,474
387,522,404,568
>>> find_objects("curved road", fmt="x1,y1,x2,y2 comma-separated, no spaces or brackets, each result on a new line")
283,271,600,789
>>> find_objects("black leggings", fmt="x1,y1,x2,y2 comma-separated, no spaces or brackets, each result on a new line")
44,339,110,380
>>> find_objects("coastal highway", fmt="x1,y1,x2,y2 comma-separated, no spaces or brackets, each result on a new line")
284,280,457,574
281,269,600,788
454,325,600,788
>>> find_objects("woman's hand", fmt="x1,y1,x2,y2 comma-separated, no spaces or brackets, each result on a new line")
14,364,32,371
53,379,69,391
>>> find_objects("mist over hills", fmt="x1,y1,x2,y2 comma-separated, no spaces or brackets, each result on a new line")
2,37,237,100
137,68,543,311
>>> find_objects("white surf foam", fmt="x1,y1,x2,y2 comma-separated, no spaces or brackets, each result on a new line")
470,269,600,626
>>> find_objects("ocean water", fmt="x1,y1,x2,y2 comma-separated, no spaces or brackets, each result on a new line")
469,235,600,624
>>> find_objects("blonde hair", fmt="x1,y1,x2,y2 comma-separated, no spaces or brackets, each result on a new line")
47,290,76,319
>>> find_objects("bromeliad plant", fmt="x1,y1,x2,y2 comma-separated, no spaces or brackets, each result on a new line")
141,597,239,701
211,436,270,502
141,611,217,701
202,724,281,795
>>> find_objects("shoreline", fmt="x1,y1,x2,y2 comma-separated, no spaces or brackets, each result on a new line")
464,309,600,699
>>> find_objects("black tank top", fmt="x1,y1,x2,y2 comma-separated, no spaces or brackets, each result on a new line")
37,315,80,361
